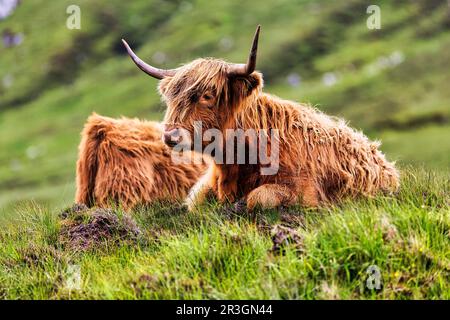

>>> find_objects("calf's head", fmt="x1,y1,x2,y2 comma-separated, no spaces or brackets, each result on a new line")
122,26,263,149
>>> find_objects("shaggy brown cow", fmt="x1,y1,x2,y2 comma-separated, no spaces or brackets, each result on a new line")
76,113,207,210
122,25,399,211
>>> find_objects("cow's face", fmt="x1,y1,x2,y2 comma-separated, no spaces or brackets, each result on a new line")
122,26,261,150
159,59,262,149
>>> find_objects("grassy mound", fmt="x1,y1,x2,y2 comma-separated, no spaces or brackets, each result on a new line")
1,0,449,211
58,204,143,252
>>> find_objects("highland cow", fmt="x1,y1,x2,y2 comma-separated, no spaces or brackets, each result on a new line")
76,113,207,210
122,25,399,211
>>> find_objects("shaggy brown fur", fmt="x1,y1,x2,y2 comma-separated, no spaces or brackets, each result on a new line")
76,113,207,210
159,59,399,210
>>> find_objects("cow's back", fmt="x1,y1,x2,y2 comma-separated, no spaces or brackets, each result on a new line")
75,113,207,210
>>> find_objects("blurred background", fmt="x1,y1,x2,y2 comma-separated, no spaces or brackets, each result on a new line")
0,0,449,212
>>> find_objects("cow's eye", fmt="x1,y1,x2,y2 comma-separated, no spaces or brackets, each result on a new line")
203,93,213,101
190,93,199,102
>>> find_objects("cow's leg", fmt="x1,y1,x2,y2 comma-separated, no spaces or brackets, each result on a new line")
216,164,239,203
246,177,321,210
298,176,320,208
246,184,297,210
185,165,217,211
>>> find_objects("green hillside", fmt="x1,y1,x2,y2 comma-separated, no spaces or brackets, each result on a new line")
1,0,449,210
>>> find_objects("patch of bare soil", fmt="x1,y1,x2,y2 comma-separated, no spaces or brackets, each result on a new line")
279,206,306,229
221,199,248,218
59,204,142,251
270,224,305,255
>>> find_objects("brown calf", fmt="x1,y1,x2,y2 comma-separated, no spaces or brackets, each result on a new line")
76,113,207,210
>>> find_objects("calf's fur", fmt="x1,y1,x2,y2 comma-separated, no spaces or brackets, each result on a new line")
76,113,207,210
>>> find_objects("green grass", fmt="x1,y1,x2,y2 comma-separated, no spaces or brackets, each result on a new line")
1,0,449,210
0,168,448,299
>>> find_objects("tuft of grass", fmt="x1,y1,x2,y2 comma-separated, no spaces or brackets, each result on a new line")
0,167,448,299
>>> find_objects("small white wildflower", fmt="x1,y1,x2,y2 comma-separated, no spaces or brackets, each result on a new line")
219,36,234,51
152,51,167,65
26,146,42,160
322,72,338,87
287,72,301,87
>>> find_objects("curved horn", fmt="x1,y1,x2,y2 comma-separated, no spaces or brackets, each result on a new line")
228,25,260,77
122,39,176,79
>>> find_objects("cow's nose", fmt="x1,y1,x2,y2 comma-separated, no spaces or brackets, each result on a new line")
162,128,181,147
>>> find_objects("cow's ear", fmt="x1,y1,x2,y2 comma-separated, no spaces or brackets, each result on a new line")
230,72,263,97
158,77,171,96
